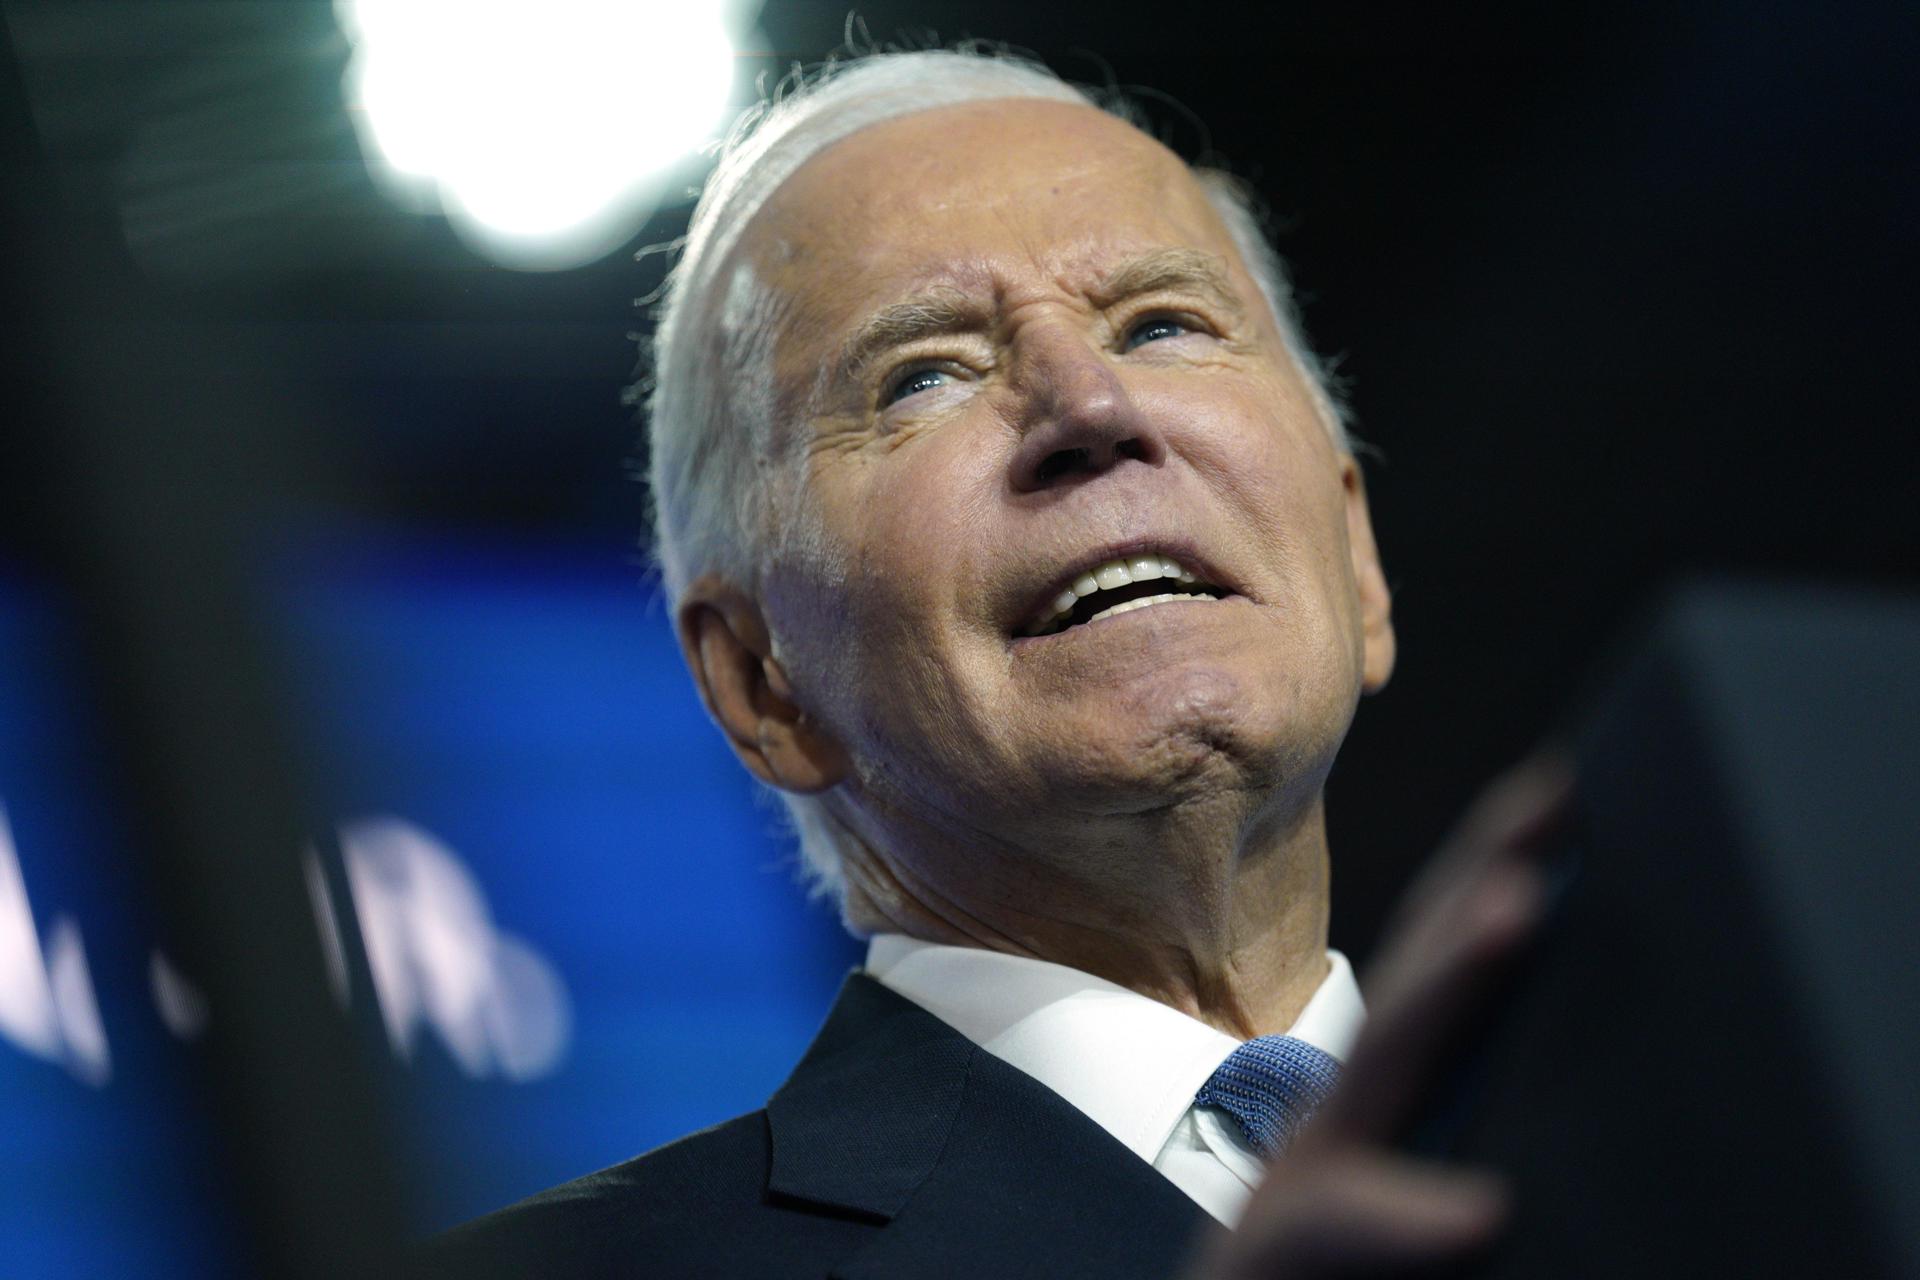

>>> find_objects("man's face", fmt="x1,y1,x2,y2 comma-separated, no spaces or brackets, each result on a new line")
733,98,1392,866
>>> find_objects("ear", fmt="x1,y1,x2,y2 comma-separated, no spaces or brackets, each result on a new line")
1340,457,1397,694
676,574,850,794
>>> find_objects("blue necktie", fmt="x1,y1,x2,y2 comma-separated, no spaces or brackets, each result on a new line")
1194,1035,1342,1159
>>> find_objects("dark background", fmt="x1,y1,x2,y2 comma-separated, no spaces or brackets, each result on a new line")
5,0,1915,968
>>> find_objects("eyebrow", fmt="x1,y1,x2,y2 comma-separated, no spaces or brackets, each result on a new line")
838,286,984,383
835,248,1248,385
1090,248,1246,320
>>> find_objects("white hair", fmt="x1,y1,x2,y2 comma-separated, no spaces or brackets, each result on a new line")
644,47,1350,905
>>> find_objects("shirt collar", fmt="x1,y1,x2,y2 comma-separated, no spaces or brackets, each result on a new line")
864,935,1364,1168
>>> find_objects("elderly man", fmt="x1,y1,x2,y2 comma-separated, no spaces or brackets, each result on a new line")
434,48,1567,1279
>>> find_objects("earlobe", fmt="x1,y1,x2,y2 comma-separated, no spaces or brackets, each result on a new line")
677,576,850,794
1341,460,1397,694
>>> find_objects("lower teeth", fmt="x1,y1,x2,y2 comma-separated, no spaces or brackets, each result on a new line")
1083,591,1210,626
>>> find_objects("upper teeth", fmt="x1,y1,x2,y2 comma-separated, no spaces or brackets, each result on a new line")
1027,554,1214,635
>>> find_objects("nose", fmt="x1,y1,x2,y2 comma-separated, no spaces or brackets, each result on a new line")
1006,327,1168,493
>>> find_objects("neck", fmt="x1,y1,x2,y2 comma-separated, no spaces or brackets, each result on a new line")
838,788,1333,1040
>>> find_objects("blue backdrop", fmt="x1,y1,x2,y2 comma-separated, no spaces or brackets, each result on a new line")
0,532,864,1274
0,575,239,1278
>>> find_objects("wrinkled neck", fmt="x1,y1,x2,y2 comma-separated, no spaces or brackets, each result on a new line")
838,788,1333,1040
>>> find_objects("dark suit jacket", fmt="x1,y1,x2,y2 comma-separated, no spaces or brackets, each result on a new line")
426,972,1208,1278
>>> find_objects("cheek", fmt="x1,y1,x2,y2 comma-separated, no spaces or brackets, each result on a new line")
841,423,1006,608
1168,381,1364,668
794,433,1007,726
1180,398,1338,559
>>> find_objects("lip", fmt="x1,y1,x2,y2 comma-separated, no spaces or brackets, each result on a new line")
1008,592,1243,655
1007,535,1246,641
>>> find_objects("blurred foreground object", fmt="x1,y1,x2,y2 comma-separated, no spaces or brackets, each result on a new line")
1,13,412,1275
1409,579,1920,1278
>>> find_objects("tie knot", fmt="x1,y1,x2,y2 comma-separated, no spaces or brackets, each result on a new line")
1194,1035,1341,1159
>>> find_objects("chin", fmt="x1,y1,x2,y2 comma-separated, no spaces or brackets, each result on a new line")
1121,660,1359,809
1024,666,1314,817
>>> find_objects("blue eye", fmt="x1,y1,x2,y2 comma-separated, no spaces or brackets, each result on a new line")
1125,317,1188,350
885,367,948,406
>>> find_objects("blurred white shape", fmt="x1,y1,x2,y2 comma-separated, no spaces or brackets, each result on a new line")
0,806,60,1060
0,803,111,1085
47,919,109,1085
481,935,573,1082
340,816,570,1080
338,0,743,269
150,950,211,1042
303,848,352,1005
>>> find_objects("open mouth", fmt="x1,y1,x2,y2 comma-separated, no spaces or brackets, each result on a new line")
1019,553,1230,638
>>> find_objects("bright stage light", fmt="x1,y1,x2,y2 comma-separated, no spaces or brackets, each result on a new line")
339,0,744,269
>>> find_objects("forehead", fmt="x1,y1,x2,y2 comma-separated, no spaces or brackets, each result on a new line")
738,98,1242,323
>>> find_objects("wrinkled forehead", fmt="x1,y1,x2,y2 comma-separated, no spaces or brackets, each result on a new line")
730,98,1245,340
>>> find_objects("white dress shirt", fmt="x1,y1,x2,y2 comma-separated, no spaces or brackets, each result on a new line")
864,934,1365,1227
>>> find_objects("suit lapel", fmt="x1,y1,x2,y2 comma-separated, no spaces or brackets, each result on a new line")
767,972,977,1220
767,973,1208,1279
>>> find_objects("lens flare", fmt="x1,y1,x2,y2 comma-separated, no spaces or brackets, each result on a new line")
339,0,744,269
